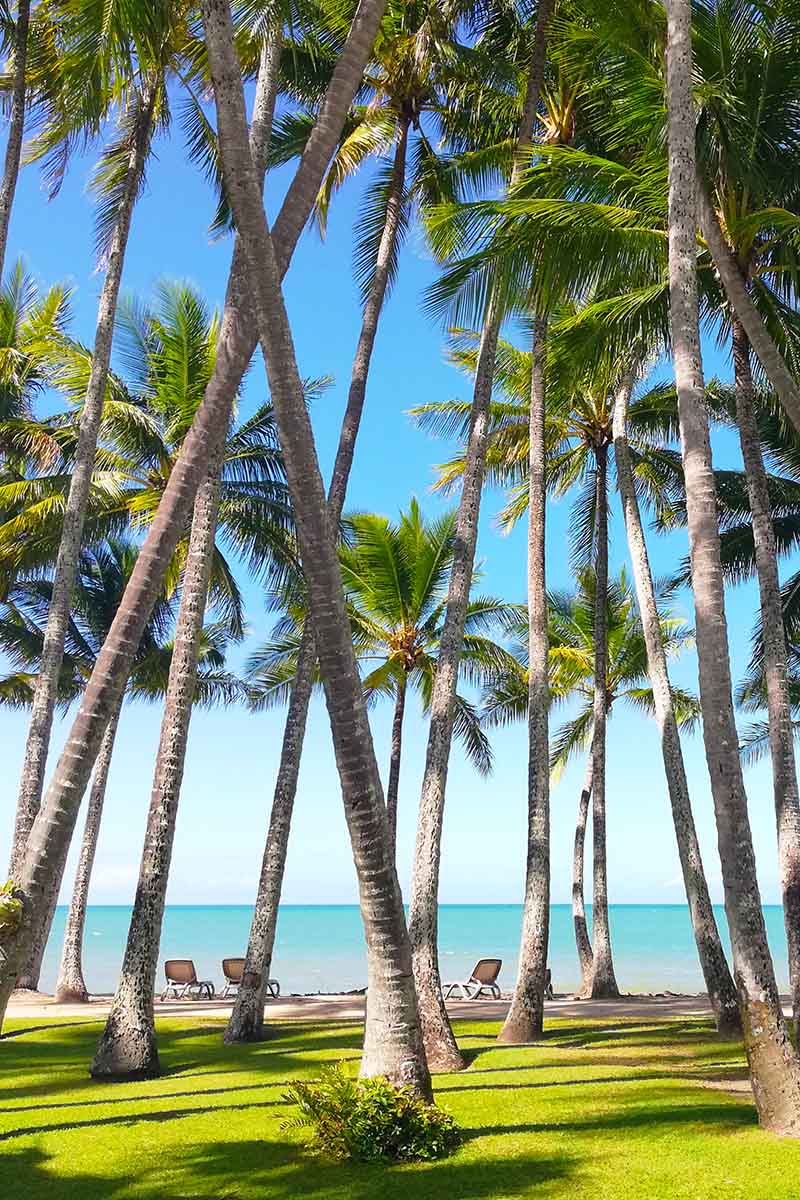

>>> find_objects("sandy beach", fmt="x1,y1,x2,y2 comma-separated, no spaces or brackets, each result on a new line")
9,989,791,1024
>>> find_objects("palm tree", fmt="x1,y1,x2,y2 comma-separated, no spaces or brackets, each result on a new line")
416,347,681,998
664,0,800,1134
9,279,296,995
70,279,293,1076
483,568,699,983
0,261,71,481
89,499,245,1077
0,0,31,276
202,0,432,1096
409,0,554,1075
11,0,187,943
414,327,741,1025
678,7,800,1030
1,537,240,1003
0,0,384,1034
224,0,472,1045
340,502,510,845
253,501,511,852
230,501,512,1045
612,372,740,1033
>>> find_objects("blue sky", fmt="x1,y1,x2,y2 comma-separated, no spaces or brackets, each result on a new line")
0,98,786,910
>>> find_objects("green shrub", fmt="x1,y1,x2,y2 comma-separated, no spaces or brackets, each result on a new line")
0,881,22,933
282,1064,462,1164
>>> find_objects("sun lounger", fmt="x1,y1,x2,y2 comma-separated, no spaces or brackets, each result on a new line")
443,957,502,1000
220,957,280,1000
160,959,215,1001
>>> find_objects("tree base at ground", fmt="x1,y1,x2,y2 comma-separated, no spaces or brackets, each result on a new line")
224,984,266,1043
54,984,89,1004
90,1009,161,1081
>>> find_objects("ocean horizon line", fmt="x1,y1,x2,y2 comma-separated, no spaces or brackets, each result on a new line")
53,900,784,910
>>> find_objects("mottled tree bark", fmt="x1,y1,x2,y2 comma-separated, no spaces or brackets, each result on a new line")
0,0,30,278
225,108,409,1046
613,373,740,1035
732,320,800,1032
585,445,620,999
665,0,800,1134
12,84,157,992
409,0,553,1072
203,0,430,1097
498,315,550,1043
572,752,594,992
91,464,222,1079
54,704,122,1004
0,0,384,1032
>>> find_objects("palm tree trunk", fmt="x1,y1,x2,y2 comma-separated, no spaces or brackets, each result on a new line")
54,701,122,1004
0,0,30,278
665,0,800,1135
498,315,550,1042
697,187,800,438
612,372,740,1035
202,0,430,1097
573,750,594,991
585,444,620,999
11,83,158,993
385,675,407,861
90,464,221,1080
225,109,409,1045
409,1,553,1073
223,622,315,1042
0,5,381,1032
732,319,800,1032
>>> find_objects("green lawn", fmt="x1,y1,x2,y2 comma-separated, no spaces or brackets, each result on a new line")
2,1014,798,1198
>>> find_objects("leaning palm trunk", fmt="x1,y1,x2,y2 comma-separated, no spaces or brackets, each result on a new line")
0,0,30,277
612,373,740,1035
584,444,619,999
12,83,158,992
203,0,430,1097
572,750,594,990
0,0,385,1033
698,188,800,438
665,0,800,1134
54,702,123,1004
409,0,553,1072
498,315,550,1043
225,112,409,1045
91,465,222,1080
732,319,800,1032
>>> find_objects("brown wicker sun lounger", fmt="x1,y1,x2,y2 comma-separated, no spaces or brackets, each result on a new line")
160,959,215,1001
220,957,280,1000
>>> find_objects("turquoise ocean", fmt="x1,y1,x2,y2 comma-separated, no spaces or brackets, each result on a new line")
40,904,790,997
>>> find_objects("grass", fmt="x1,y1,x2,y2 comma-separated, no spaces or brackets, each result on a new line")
2,1014,799,1198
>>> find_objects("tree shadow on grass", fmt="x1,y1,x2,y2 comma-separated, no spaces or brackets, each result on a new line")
0,1095,290,1143
437,1071,674,1095
1,1020,100,1040
4,1077,291,1115
2,1138,576,1200
463,1096,757,1142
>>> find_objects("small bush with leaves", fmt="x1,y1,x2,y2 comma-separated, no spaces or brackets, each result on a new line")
282,1064,462,1164
0,881,23,934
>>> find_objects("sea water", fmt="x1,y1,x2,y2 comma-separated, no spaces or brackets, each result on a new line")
38,904,790,997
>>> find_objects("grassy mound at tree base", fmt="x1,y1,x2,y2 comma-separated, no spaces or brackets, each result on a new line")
2,1016,798,1198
